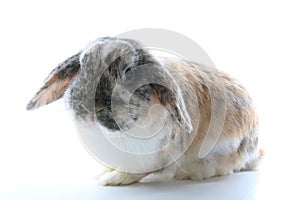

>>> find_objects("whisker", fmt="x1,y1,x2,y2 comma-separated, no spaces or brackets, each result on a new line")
81,104,92,114
95,106,110,112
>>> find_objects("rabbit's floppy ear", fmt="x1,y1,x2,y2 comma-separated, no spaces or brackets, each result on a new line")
151,81,193,133
125,44,193,133
26,52,81,110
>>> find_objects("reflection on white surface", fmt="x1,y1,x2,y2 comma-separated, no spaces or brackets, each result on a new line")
0,172,262,200
1,170,297,200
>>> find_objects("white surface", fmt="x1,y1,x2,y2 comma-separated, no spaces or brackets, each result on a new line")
1,169,298,200
0,172,264,200
1,0,300,199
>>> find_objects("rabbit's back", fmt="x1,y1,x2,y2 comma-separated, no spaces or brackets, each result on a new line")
159,57,261,180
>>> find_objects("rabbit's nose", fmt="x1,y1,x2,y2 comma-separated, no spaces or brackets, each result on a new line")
89,114,97,124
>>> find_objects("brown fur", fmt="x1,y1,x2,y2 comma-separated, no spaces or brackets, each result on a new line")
163,58,260,169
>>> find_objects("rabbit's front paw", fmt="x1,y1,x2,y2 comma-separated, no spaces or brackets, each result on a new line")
97,170,145,186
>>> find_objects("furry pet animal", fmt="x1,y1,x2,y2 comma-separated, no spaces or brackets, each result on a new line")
27,37,263,185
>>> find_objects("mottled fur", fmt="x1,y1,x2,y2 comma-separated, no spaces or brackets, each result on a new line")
27,37,262,185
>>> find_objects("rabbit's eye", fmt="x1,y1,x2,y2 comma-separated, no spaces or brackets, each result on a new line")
124,67,132,74
124,67,135,80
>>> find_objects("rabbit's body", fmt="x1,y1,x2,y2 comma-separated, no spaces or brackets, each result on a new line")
161,58,260,180
27,37,262,185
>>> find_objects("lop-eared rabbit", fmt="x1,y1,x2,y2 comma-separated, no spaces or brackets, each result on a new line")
27,37,263,185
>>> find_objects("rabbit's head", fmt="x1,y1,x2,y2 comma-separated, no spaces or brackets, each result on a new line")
27,37,192,132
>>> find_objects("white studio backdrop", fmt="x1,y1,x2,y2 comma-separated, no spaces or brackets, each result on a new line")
0,0,300,199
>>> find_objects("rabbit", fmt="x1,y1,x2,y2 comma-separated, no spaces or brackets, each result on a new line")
26,37,263,186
